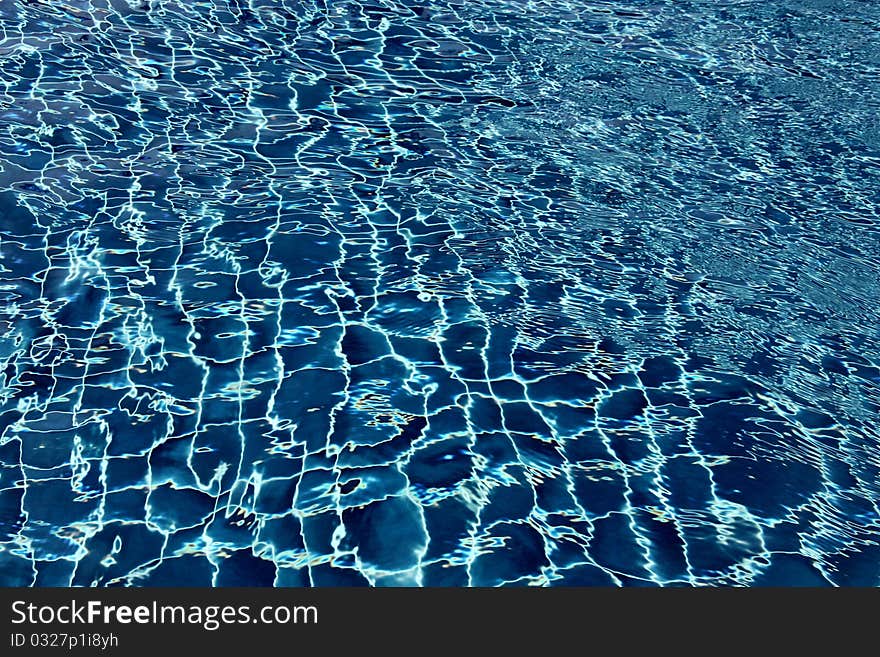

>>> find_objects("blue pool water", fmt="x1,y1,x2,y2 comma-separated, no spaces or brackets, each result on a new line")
1,0,879,587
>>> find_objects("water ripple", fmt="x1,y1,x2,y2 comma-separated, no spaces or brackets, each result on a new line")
0,0,879,586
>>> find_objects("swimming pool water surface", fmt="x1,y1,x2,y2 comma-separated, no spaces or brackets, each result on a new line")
1,0,879,586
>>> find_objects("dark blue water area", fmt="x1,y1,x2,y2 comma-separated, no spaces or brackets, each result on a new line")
0,0,879,587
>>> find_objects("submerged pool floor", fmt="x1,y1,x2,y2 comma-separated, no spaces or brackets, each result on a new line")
1,0,879,586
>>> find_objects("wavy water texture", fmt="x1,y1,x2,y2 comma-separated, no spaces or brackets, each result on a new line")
0,0,879,586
